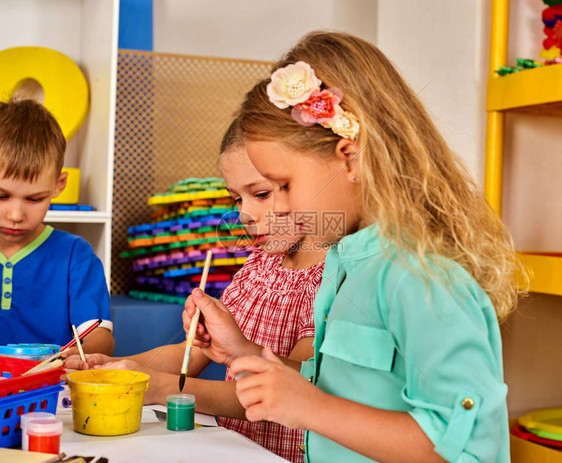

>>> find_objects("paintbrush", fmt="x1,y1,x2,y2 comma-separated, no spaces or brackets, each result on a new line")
60,318,102,351
25,358,64,374
179,250,213,391
21,351,65,376
72,324,87,364
23,319,102,376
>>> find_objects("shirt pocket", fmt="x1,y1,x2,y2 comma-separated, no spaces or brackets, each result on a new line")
319,319,396,371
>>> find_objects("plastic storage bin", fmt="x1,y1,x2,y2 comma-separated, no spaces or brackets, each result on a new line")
0,356,64,448
0,356,64,398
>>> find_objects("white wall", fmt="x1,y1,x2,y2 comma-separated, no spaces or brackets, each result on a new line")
154,0,377,61
375,0,488,181
153,0,488,182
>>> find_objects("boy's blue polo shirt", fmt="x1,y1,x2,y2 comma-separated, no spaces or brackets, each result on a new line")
0,226,111,345
301,224,509,462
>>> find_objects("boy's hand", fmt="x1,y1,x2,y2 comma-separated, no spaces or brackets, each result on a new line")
64,353,111,371
183,288,259,366
60,346,80,358
231,347,320,430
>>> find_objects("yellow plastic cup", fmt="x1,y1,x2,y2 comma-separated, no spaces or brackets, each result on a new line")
67,369,150,436
52,167,80,204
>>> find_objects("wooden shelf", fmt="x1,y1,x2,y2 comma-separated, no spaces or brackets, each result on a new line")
487,64,562,115
519,252,562,296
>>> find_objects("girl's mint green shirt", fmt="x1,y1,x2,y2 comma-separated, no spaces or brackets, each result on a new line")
301,225,509,462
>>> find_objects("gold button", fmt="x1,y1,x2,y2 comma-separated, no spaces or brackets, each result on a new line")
324,315,328,321
462,398,474,410
308,376,313,382
298,445,306,454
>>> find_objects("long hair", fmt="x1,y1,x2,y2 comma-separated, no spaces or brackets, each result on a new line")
237,30,526,321
0,98,66,180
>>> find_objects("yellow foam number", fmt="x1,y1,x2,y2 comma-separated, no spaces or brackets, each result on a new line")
0,46,89,140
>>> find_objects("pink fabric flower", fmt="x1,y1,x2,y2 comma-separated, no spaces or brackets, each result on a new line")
292,88,343,125
267,61,322,109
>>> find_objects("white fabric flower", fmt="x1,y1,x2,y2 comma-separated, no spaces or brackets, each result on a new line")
267,61,322,109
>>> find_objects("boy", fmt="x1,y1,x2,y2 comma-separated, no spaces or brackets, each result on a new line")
0,99,114,354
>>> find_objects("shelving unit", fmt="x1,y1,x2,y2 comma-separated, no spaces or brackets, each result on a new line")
2,0,119,287
487,64,562,115
485,0,562,296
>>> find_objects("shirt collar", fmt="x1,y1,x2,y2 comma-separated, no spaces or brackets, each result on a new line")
0,225,54,265
332,223,385,262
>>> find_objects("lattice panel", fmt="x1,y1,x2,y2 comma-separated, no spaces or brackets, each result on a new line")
111,50,271,294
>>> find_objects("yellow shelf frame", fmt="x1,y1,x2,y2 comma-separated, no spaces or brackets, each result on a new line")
487,64,562,115
485,0,562,296
485,0,510,217
519,253,562,296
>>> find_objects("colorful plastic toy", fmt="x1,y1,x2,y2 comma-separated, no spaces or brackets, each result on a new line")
541,2,562,59
123,177,255,303
0,46,89,140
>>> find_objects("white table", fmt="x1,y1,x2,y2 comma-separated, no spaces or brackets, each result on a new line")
57,406,288,463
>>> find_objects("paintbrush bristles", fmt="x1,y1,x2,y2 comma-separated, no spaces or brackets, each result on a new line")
22,351,64,376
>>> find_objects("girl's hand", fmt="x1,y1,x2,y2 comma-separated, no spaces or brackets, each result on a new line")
231,347,320,430
183,288,258,366
94,358,141,371
182,294,211,344
94,360,161,404
64,353,111,371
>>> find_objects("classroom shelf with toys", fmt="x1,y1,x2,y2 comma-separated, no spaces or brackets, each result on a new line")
2,0,119,287
485,0,562,297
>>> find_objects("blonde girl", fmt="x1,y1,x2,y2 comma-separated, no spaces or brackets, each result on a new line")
186,31,525,462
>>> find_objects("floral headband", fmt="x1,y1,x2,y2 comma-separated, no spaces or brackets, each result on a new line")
266,61,360,140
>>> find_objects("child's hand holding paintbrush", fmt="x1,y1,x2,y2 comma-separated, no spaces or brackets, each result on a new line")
24,319,102,375
181,287,263,367
182,290,305,374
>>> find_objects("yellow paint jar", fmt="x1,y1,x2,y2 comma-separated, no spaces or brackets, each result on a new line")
52,167,80,204
67,369,150,436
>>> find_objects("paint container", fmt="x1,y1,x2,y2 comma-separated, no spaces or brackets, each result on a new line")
167,394,195,431
0,343,60,361
20,412,56,450
27,418,63,454
67,369,149,436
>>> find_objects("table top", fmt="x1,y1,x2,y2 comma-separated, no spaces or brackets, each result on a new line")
57,406,288,463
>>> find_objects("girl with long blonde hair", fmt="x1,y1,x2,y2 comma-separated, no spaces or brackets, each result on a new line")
186,31,525,462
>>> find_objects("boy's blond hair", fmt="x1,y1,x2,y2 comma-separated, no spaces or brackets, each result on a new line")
0,99,66,181
237,30,526,321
